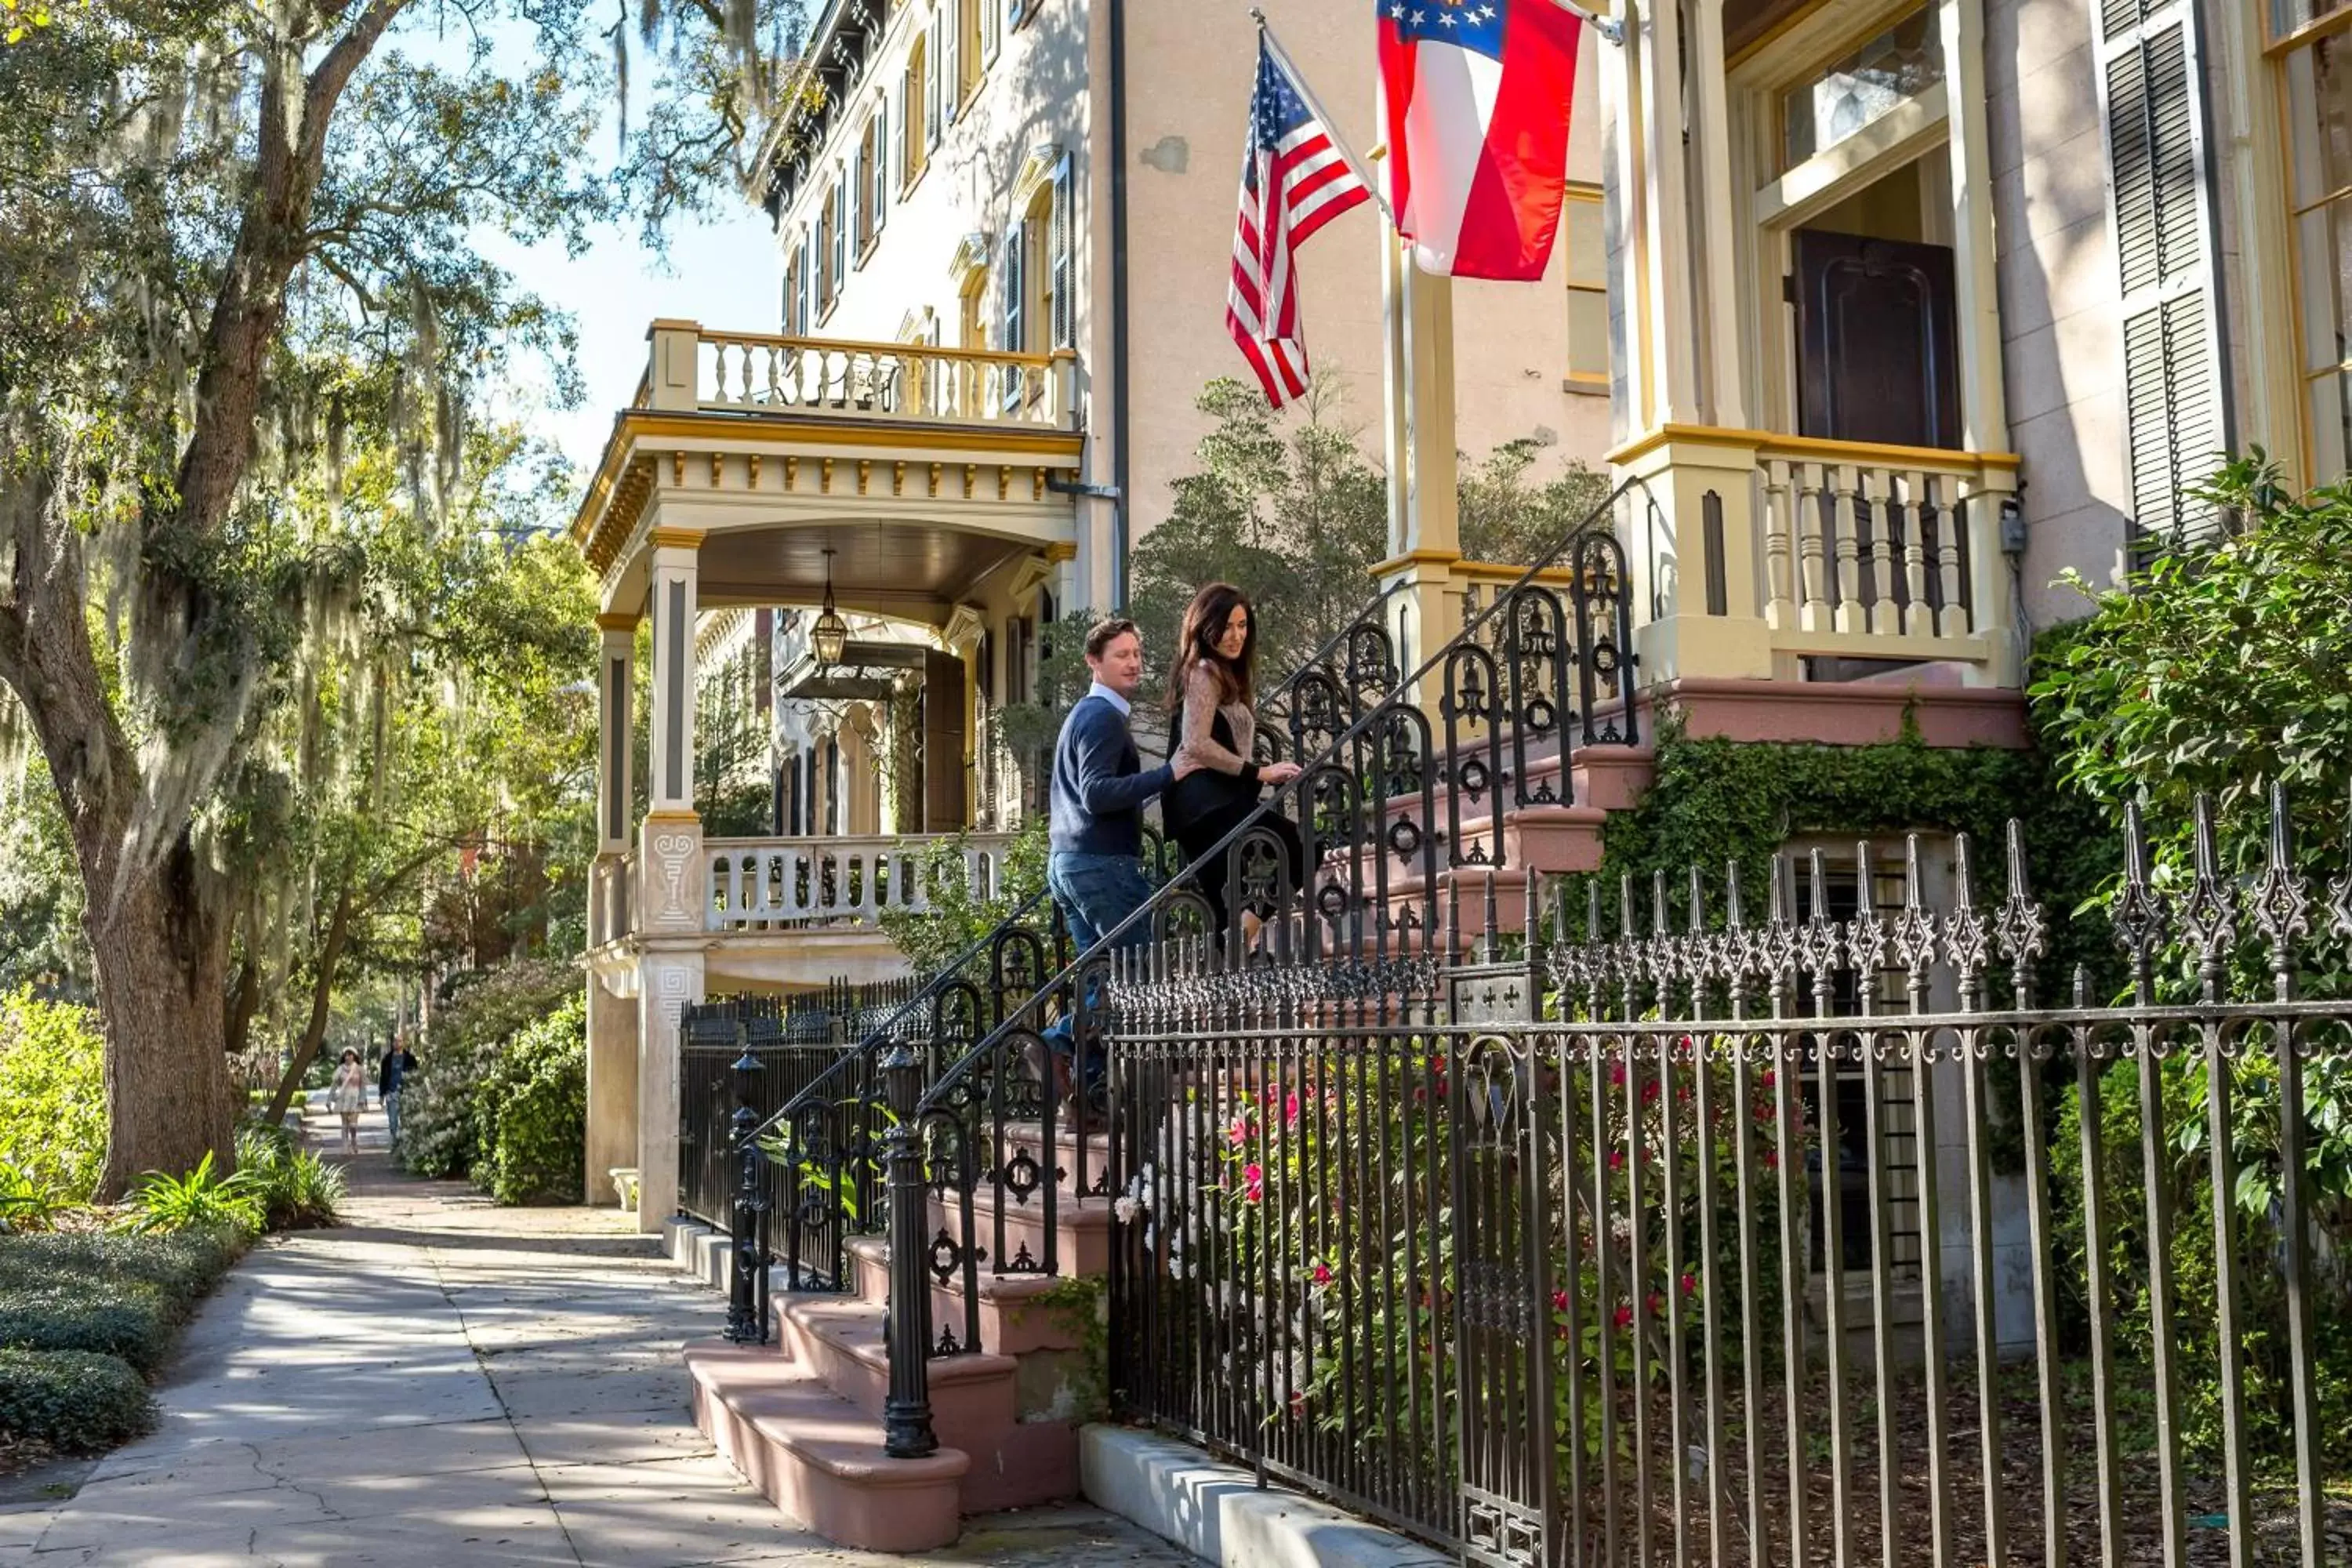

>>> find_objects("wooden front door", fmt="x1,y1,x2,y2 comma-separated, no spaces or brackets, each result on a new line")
1791,230,1962,450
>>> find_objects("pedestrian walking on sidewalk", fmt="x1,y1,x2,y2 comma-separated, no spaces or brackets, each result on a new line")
332,1047,368,1157
378,1038,417,1146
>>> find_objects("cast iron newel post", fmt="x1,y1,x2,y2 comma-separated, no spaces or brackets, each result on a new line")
724,1035,768,1344
879,1042,938,1457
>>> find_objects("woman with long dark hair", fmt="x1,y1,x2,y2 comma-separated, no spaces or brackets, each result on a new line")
1163,583,1305,943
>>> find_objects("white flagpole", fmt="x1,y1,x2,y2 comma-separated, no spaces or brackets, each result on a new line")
1248,10,1396,224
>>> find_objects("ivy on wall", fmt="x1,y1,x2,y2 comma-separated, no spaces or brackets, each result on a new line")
1587,706,2125,1008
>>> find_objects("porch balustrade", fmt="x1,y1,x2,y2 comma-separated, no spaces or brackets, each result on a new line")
704,833,1011,933
1753,436,2011,662
674,326,1076,431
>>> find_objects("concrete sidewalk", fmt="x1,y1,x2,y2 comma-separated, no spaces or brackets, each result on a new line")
0,1099,1193,1567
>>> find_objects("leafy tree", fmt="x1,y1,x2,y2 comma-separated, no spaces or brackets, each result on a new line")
0,0,808,1190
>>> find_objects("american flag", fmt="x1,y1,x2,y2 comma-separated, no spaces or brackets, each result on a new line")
1228,34,1372,408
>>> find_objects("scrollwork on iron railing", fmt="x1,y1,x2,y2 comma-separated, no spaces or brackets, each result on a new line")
875,478,1657,1468
1105,783,2352,1566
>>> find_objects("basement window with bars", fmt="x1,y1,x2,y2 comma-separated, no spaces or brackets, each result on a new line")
2097,0,2230,554
1786,843,1925,1286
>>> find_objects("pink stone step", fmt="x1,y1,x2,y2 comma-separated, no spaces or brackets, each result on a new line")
684,1339,967,1554
845,1236,1086,1357
924,1185,1116,1279
771,1297,1079,1514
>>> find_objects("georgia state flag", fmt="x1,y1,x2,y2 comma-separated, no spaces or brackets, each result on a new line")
1377,0,1583,281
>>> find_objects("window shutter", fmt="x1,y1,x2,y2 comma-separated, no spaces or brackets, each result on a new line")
833,170,848,299
873,100,891,229
1001,230,1024,354
1050,153,1074,350
983,0,1000,60
890,74,907,191
941,9,960,126
2094,0,2228,550
925,20,942,151
846,146,862,261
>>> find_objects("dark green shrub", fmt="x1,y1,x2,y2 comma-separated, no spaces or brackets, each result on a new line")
0,1280,174,1374
394,960,578,1181
0,1348,151,1451
0,1226,245,1309
477,996,586,1205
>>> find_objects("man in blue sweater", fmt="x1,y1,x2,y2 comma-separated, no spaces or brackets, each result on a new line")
1046,617,1188,955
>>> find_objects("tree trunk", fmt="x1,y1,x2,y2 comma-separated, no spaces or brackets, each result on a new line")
86,840,238,1199
257,870,358,1133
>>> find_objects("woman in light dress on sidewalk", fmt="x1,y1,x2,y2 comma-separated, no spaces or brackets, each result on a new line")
330,1047,368,1157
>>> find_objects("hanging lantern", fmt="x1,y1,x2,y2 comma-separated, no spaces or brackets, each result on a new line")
811,546,849,666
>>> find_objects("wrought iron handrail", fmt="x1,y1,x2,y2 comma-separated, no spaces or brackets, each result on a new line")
912,474,1652,1122
748,573,1416,1155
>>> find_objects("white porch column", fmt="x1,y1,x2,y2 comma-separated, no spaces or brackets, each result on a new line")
633,948,704,1230
1376,231,1462,696
1632,0,1700,429
639,529,707,942
647,529,703,818
595,613,637,853
1936,0,2011,456
1689,0,1747,430
584,971,640,1208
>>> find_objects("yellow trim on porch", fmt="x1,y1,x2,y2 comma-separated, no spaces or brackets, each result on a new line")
1606,423,2022,473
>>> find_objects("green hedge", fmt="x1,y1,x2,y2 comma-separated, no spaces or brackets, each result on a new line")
474,996,586,1206
0,1225,242,1454
0,1348,151,1451
394,960,577,1181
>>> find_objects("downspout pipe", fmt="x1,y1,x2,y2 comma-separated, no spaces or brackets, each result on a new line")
1107,0,1132,611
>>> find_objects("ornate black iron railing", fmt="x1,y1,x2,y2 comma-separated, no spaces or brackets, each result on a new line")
869,479,1651,1459
705,575,1432,1355
1105,786,2352,1567
676,982,919,1234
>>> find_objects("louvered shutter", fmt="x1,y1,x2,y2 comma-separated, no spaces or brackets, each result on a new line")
1050,153,1074,350
925,19,943,151
832,169,848,300
2094,0,2228,551
1001,230,1024,354
873,99,891,230
846,146,862,263
983,0,1000,60
890,74,907,191
941,6,960,126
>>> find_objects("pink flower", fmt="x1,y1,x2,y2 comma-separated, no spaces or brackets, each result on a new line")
1606,1149,1624,1171
1759,1069,1776,1090
1312,1261,1333,1287
1244,1163,1264,1203
1228,1113,1250,1149
1642,1080,1661,1105
1679,1272,1697,1298
1550,1289,1570,1313
1284,1091,1301,1129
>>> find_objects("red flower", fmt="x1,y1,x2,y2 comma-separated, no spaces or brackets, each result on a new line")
1646,1290,1663,1316
1608,1061,1626,1087
1312,1261,1333,1287
1759,1069,1777,1090
1606,1149,1624,1171
1642,1080,1661,1105
1679,1272,1697,1298
1550,1288,1570,1313
1612,1304,1633,1330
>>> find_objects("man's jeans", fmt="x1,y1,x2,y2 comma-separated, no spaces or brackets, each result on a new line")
1041,852,1154,1087
384,1090,402,1145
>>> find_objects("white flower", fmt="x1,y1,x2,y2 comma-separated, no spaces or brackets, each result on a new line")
1114,1195,1145,1225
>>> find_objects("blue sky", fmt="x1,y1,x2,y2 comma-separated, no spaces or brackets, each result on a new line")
486,203,780,480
